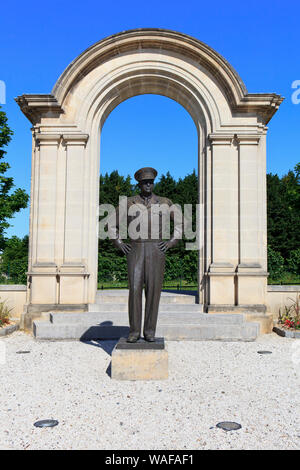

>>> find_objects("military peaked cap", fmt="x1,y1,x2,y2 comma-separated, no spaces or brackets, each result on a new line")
134,167,158,182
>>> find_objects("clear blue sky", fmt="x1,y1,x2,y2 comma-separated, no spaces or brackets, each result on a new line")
1,0,299,238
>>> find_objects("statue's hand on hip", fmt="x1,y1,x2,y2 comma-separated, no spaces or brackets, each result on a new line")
121,243,132,255
158,240,177,253
113,239,132,255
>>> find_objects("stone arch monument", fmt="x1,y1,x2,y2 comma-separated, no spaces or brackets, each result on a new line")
16,29,283,326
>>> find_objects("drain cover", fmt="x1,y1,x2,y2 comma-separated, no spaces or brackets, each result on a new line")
257,351,272,354
216,421,242,431
34,420,59,428
16,351,31,354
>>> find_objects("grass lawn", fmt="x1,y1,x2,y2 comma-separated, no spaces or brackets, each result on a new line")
97,272,300,290
97,279,198,290
268,271,300,285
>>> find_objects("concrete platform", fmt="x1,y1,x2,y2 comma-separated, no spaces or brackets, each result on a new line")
89,289,198,311
32,290,260,341
111,337,168,380
33,312,259,341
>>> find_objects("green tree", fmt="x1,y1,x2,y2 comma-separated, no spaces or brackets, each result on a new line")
267,164,300,260
176,170,198,241
154,171,177,200
99,170,134,206
0,235,29,284
267,246,284,281
286,249,300,275
98,170,136,283
0,107,29,250
176,170,198,207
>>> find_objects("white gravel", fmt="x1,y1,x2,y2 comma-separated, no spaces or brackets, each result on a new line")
0,331,299,450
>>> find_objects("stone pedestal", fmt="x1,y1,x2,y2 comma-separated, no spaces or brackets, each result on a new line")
111,337,168,380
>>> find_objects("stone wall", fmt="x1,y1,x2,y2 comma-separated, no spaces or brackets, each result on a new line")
266,286,300,321
0,285,27,318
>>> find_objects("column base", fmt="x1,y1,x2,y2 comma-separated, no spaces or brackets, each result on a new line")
206,306,272,335
207,304,267,313
20,303,88,329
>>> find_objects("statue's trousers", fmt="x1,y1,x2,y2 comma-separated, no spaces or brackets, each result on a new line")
126,240,166,337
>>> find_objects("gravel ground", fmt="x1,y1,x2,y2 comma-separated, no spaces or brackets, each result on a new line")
0,331,299,450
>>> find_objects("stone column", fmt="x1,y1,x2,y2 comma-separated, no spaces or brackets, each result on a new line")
236,134,267,310
28,133,61,306
58,134,89,305
208,134,238,308
197,129,207,306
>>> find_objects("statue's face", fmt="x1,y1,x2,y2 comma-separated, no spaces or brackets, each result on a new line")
139,179,154,196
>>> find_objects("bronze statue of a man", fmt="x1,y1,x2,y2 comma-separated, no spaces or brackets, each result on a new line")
111,167,181,343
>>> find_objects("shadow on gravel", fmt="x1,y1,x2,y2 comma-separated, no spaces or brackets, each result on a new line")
81,338,119,356
106,362,112,378
81,338,118,378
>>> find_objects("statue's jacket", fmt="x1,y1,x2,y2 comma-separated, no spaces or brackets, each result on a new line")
109,193,182,243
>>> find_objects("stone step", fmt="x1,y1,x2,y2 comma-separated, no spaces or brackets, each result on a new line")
95,290,197,305
33,320,259,341
49,312,243,325
88,303,203,312
93,296,196,305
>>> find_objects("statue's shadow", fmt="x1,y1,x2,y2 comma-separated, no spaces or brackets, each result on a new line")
82,338,118,355
80,321,129,378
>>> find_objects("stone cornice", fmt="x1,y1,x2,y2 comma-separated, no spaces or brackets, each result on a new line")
236,134,261,145
62,133,89,146
33,132,89,147
15,94,64,125
232,93,284,124
35,133,61,146
208,134,234,146
209,262,235,273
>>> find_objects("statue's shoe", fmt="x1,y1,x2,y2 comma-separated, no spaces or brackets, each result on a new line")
144,335,155,342
126,334,140,343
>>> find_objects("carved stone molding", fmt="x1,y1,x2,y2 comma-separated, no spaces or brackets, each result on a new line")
208,134,234,146
236,134,261,146
35,133,61,147
61,133,89,147
15,94,64,125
